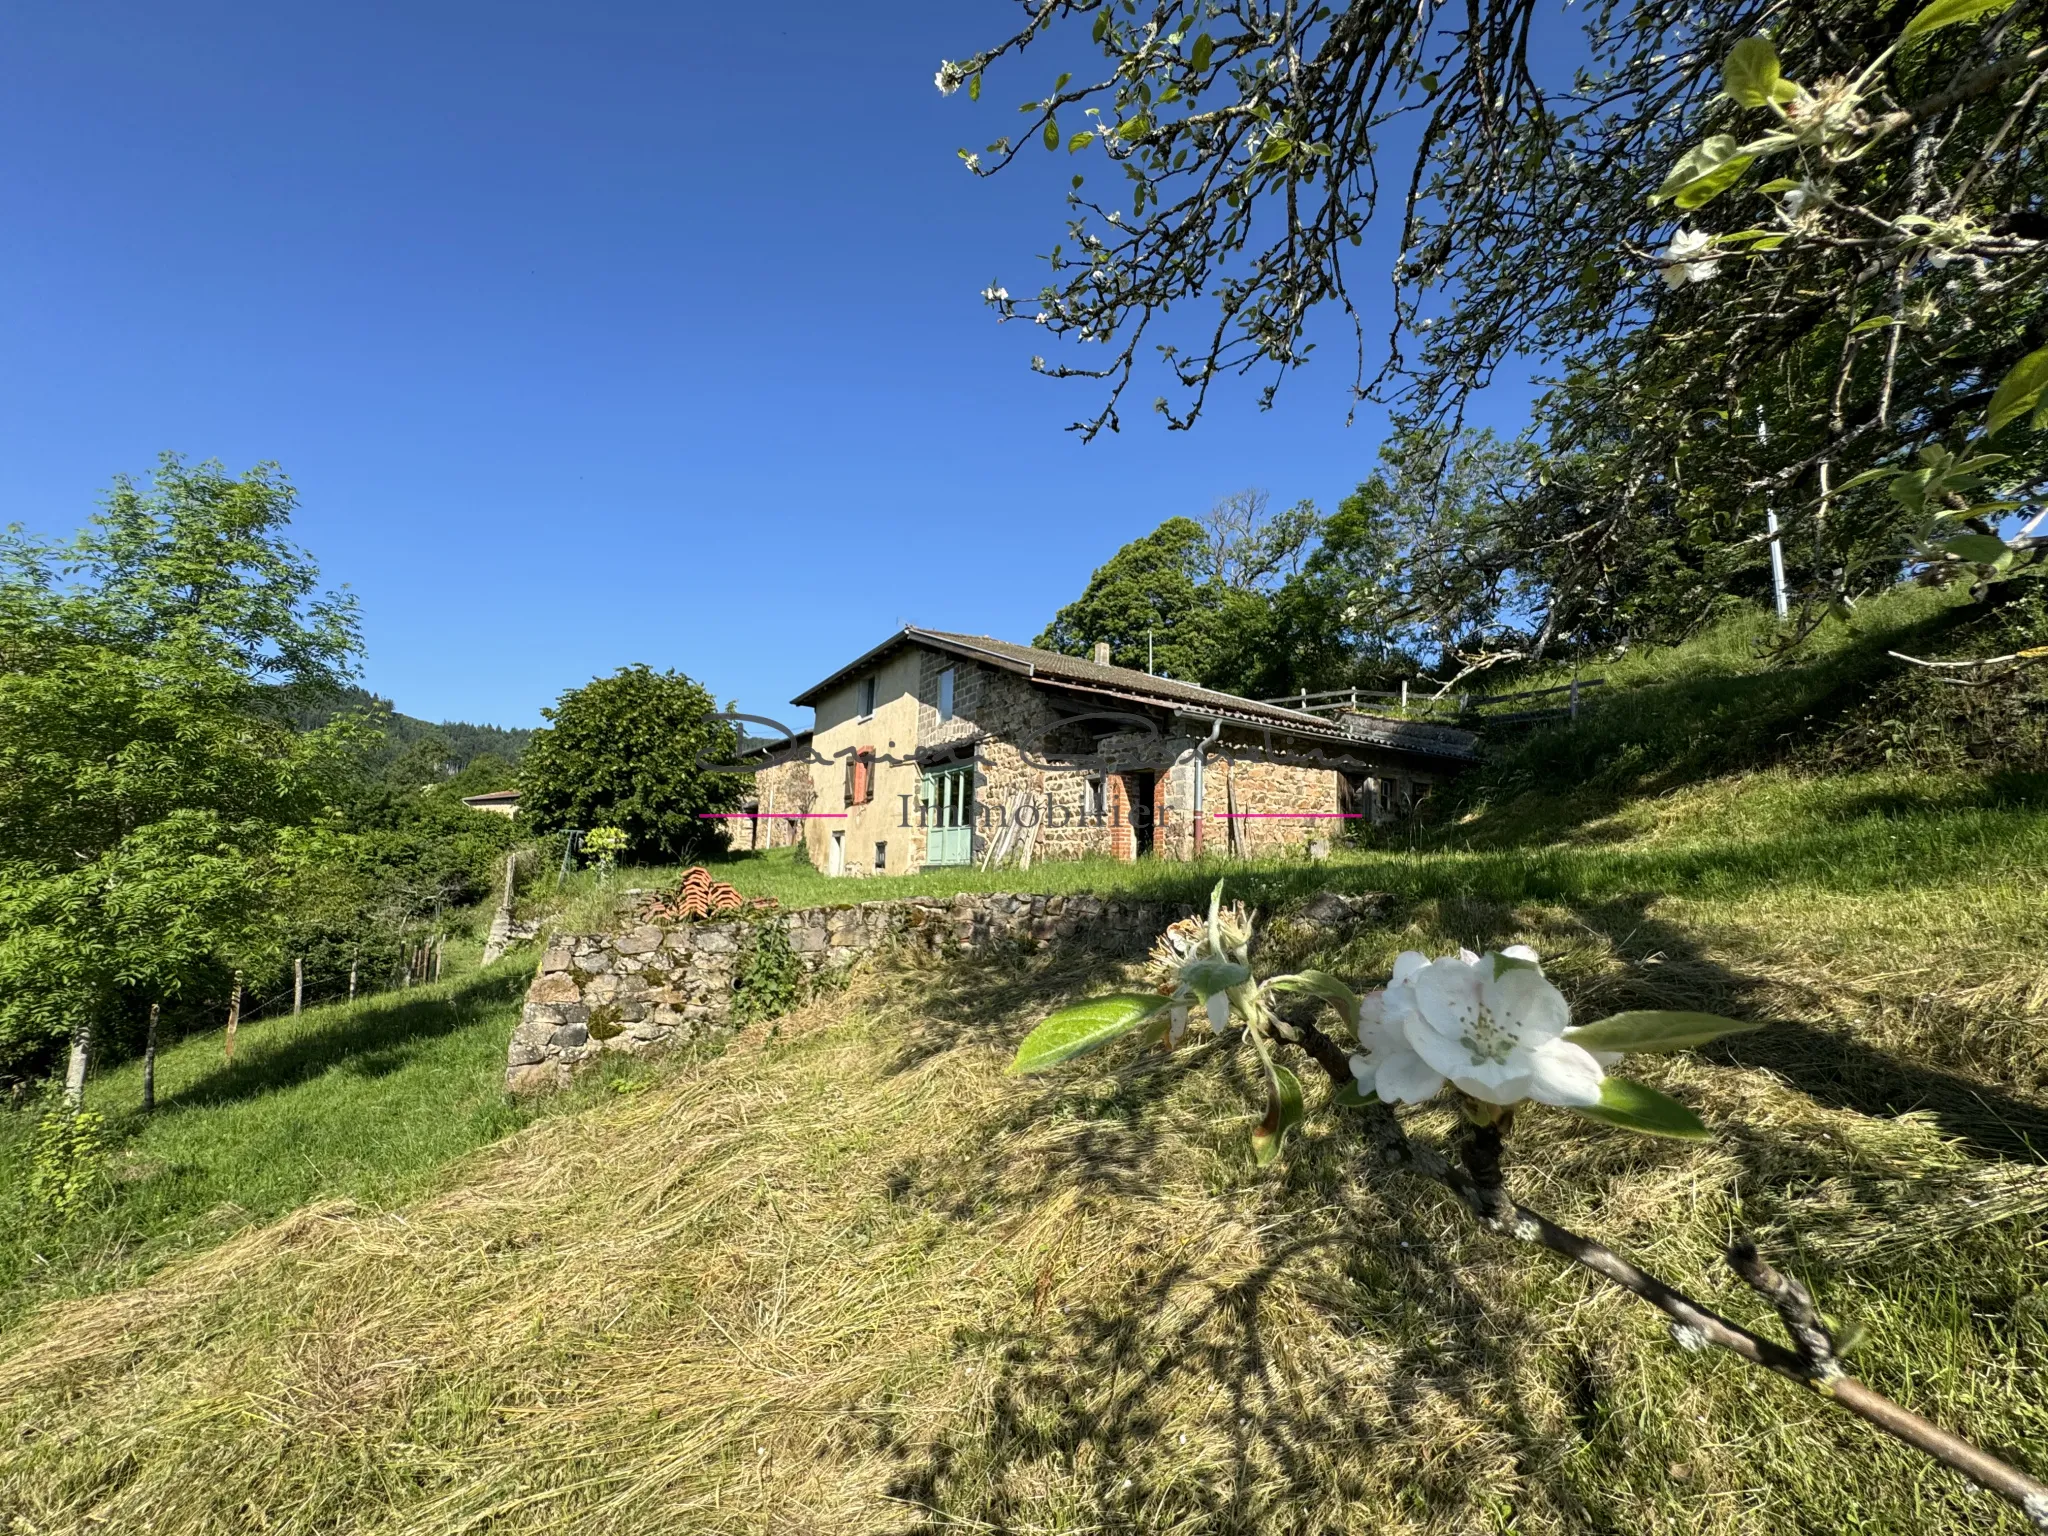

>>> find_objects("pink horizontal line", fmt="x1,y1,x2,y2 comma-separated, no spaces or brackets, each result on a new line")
698,812,847,819
1211,812,1362,818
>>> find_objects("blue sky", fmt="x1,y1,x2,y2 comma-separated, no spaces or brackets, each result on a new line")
0,1,1544,729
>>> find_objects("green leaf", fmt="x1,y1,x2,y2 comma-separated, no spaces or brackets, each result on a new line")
1207,877,1226,953
1265,969,1361,1026
1011,993,1169,1073
1256,136,1293,165
1986,346,2048,436
1181,957,1251,995
1723,38,1787,109
968,72,981,102
1568,1077,1711,1140
1564,1010,1764,1053
1190,31,1214,71
1902,0,2020,39
1044,117,1060,151
1251,1063,1306,1166
1116,115,1151,142
1652,135,1754,207
1331,1079,1377,1109
1757,176,1804,193
1068,131,1096,152
1941,533,2014,566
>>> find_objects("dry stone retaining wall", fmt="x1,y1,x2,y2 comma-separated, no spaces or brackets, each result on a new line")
506,891,1195,1094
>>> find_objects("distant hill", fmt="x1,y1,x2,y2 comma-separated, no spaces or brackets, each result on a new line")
297,686,534,772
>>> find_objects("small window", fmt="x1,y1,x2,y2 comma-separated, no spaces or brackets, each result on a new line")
874,841,888,871
1084,774,1107,818
857,675,878,719
937,668,955,722
844,749,876,808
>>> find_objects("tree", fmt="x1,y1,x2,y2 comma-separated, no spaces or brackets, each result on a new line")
0,455,360,1091
1036,516,1226,680
941,0,2048,626
519,666,743,864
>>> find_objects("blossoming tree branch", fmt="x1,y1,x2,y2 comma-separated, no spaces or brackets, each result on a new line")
940,0,2048,640
1010,884,2048,1528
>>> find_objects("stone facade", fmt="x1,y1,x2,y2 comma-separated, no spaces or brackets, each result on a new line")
723,753,816,854
505,891,1194,1093
778,630,1474,878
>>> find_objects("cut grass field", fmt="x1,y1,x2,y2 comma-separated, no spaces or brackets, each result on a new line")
0,960,693,1332
1,756,2044,1533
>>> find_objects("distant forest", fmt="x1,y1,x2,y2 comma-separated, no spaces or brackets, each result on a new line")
297,686,532,776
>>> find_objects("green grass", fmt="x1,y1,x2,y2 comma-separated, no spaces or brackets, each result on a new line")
3,598,2044,1531
2,761,2043,1531
0,957,694,1331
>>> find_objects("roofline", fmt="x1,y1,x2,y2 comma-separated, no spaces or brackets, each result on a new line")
789,627,1032,706
461,789,521,803
788,626,1474,761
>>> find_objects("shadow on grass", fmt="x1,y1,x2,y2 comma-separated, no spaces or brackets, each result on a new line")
155,965,531,1115
867,961,1610,1529
858,897,2045,1531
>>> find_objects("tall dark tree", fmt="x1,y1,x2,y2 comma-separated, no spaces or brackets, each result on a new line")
1036,516,1226,681
519,666,743,864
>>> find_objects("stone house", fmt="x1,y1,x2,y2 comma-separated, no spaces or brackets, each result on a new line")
751,628,1474,877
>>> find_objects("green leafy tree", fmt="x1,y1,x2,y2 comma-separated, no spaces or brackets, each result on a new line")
519,666,742,864
1036,516,1226,681
0,455,360,1091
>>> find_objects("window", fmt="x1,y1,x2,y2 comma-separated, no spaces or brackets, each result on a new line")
874,841,888,871
857,675,877,719
1084,774,1107,819
844,747,876,807
937,668,955,722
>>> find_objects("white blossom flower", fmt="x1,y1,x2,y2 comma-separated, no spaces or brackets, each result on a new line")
1406,948,1605,1106
1352,946,1607,1108
981,285,1010,303
1781,179,1821,219
935,61,963,96
1035,311,1050,325
1350,950,1448,1104
1659,228,1720,290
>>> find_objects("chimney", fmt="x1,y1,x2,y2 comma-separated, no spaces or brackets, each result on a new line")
1092,641,1112,666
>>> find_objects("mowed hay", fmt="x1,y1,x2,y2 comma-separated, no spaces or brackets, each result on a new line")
2,917,2045,1536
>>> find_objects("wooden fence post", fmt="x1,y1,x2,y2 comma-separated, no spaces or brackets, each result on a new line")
348,961,357,1003
1569,676,1581,719
141,1002,160,1112
1400,680,1409,713
224,971,243,1062
293,957,304,1016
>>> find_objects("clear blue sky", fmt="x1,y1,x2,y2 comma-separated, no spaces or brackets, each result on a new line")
0,1,1542,729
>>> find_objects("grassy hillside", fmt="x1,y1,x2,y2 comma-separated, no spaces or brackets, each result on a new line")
2,748,2044,1532
0,960,691,1331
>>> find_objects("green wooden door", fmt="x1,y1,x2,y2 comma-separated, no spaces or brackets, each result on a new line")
921,765,975,867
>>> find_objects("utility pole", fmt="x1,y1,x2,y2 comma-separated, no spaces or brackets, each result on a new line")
1759,409,1789,622
1147,630,1154,674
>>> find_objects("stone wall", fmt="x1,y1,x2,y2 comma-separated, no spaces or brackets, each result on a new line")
506,891,1194,1093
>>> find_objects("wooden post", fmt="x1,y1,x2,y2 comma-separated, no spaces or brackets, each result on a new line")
293,957,304,1016
348,961,357,1003
1569,675,1581,719
1400,679,1409,713
224,971,243,1062
63,1021,91,1108
141,1002,160,1112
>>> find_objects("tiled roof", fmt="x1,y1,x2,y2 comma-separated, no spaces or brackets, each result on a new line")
461,788,520,803
792,627,1475,762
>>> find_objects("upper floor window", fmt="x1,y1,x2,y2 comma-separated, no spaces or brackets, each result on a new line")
857,675,877,719
937,668,955,722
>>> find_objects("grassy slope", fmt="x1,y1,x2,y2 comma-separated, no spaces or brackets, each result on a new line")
2,597,2045,1533
0,961,688,1331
